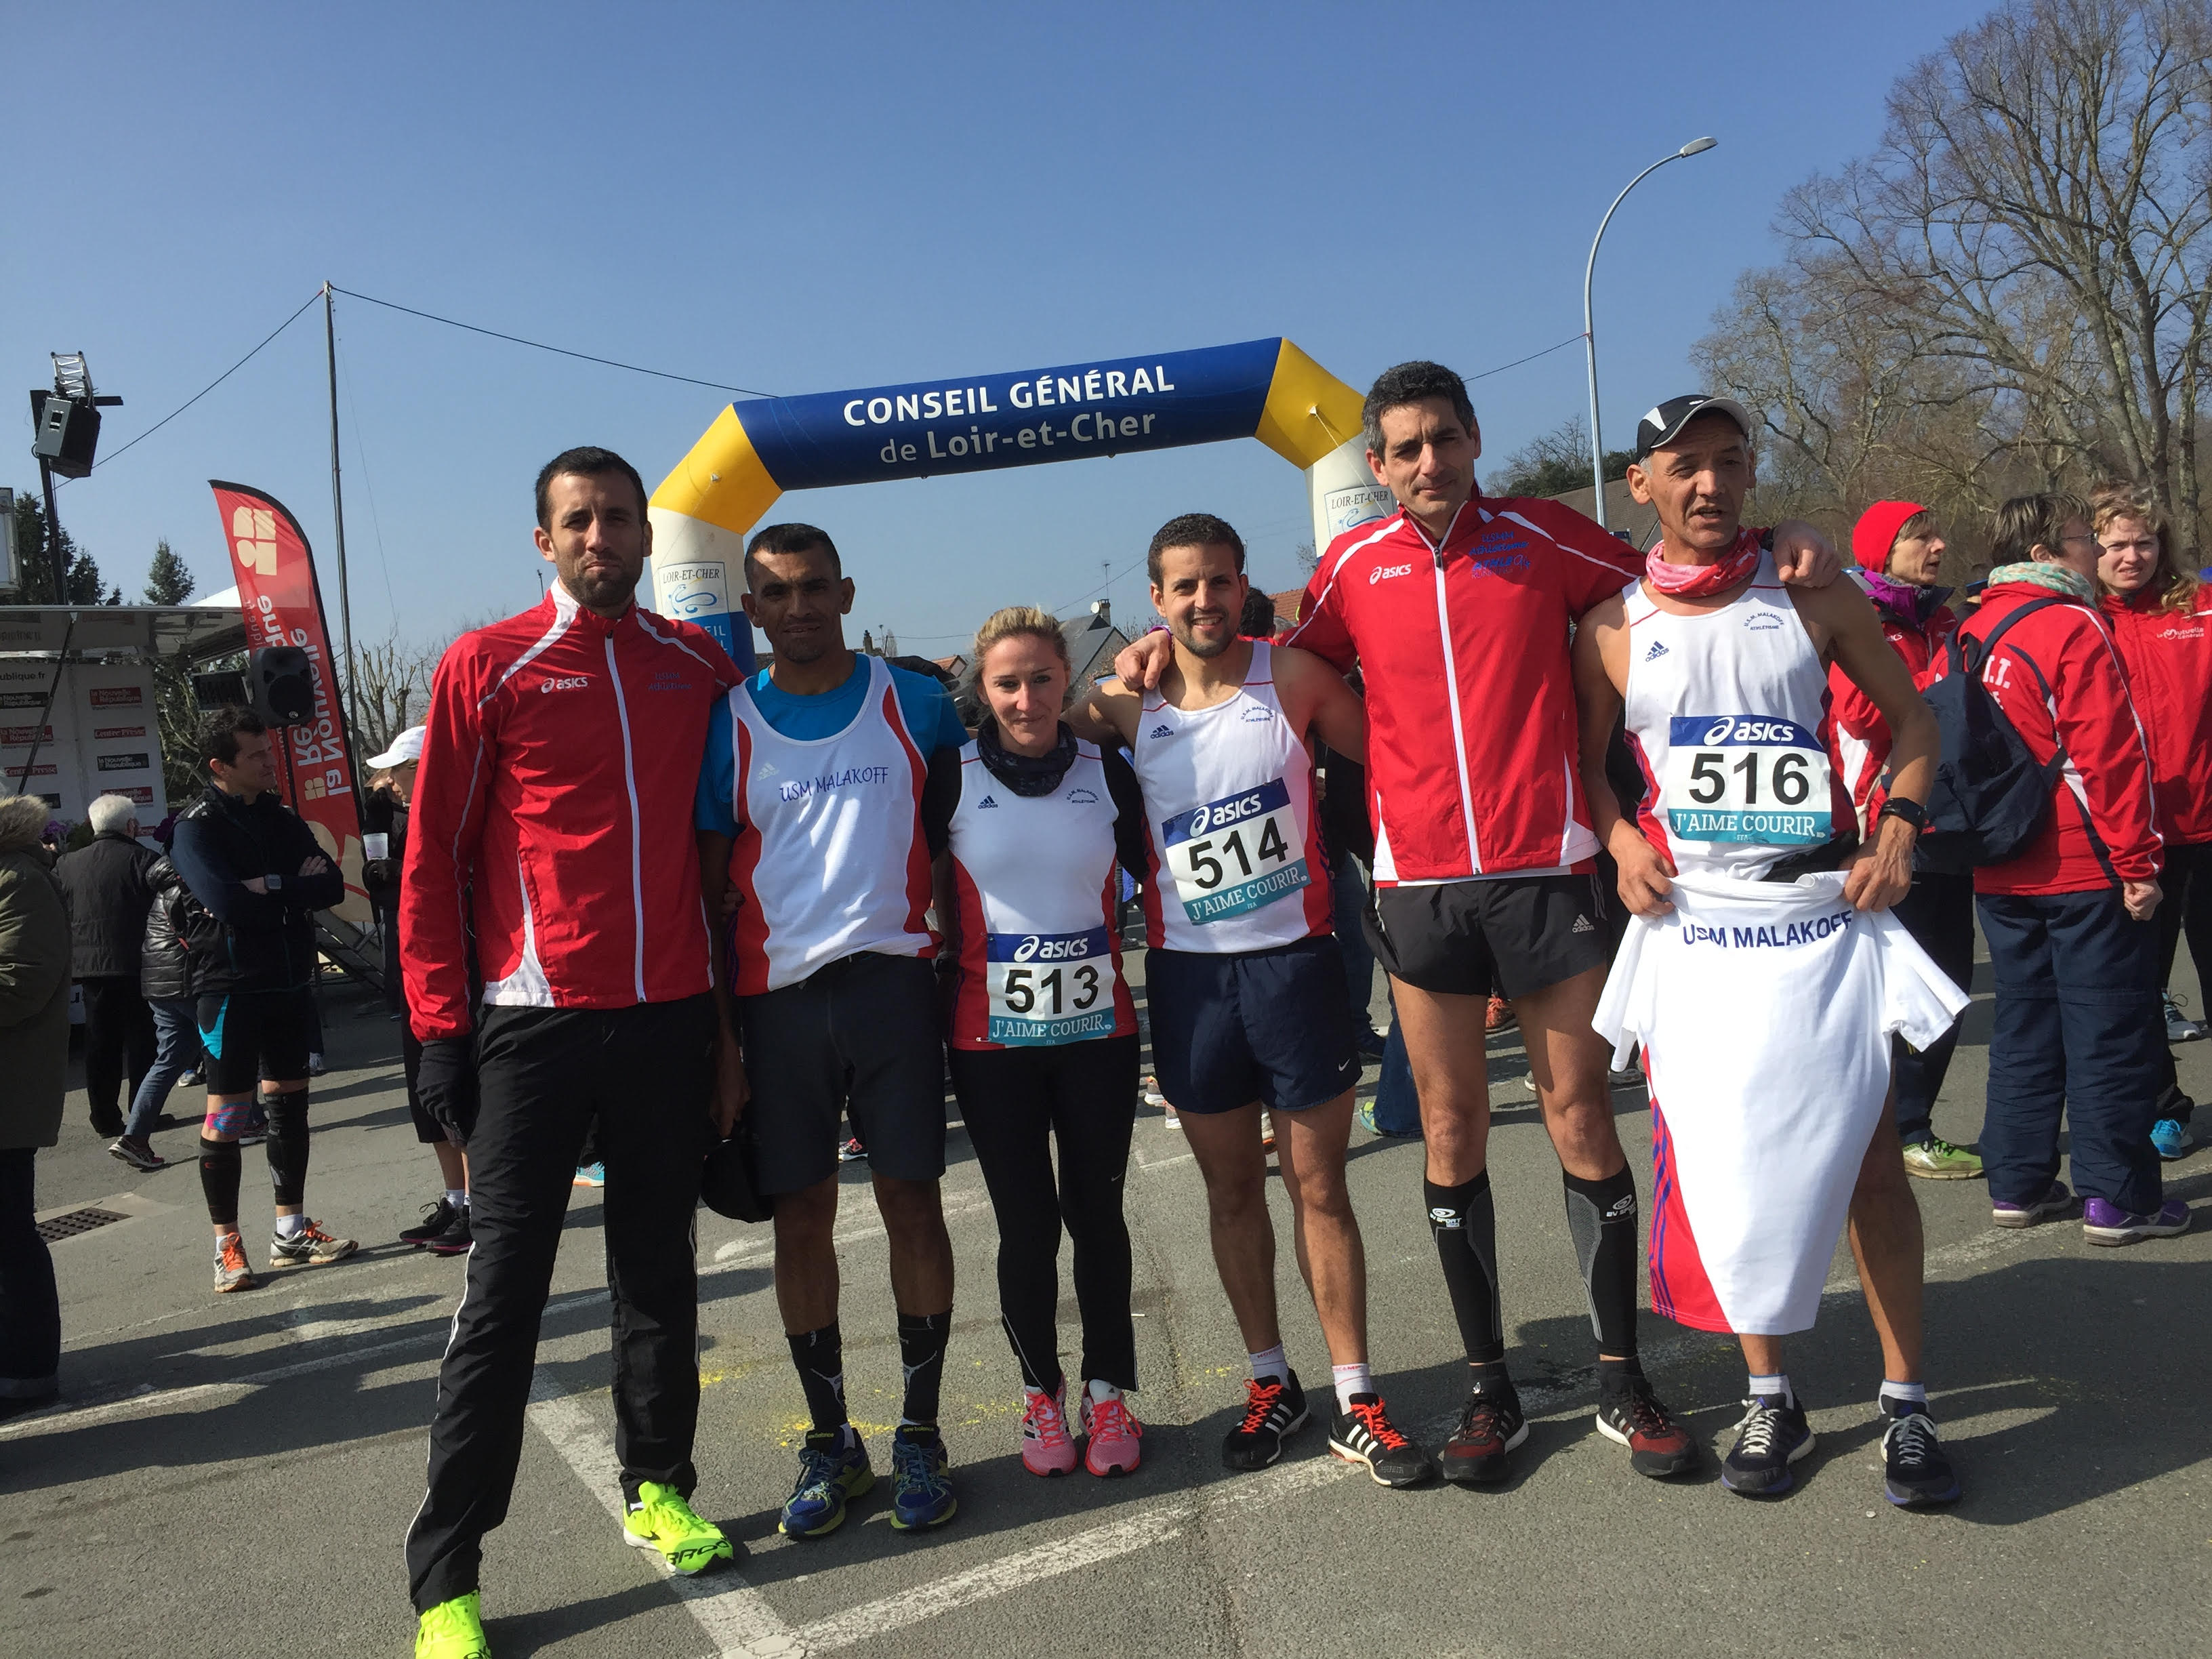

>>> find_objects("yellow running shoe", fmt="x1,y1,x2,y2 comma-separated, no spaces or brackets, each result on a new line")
415,1591,490,1658
622,1481,735,1575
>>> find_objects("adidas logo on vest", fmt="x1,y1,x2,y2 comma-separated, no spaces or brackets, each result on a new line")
979,796,1000,808
1644,640,1670,661
1147,724,1173,739
1572,914,1596,934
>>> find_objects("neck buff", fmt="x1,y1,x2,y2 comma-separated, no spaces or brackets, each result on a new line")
977,717,1078,797
1646,527,1763,598
1985,561,2095,602
1857,568,1953,626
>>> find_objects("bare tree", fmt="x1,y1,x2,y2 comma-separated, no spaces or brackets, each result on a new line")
342,633,444,763
1771,0,2212,548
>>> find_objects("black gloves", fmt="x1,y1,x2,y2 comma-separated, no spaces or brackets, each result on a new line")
414,1036,480,1145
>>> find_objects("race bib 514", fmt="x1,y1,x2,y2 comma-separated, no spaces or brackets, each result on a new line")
1662,715,1832,845
985,926,1118,1045
1160,777,1309,923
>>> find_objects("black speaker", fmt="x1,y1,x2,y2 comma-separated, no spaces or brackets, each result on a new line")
249,646,314,725
29,392,100,479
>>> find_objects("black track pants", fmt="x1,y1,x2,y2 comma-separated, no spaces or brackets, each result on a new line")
405,995,715,1612
949,1033,1141,1392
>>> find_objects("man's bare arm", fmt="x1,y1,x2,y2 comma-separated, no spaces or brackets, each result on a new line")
1109,629,1174,693
1069,675,1143,747
1574,598,1675,916
1274,646,1366,764
697,828,750,1132
1770,519,1842,588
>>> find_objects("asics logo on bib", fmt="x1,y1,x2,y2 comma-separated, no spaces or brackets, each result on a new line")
1185,792,1269,837
1010,933,1094,962
1370,562,1415,584
538,676,590,693
1148,724,1174,739
1689,716,1817,747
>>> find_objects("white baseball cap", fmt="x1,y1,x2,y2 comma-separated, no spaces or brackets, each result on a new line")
366,726,426,769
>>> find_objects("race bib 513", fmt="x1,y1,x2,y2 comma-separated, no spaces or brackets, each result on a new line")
985,927,1118,1045
1160,777,1309,923
1662,715,1832,845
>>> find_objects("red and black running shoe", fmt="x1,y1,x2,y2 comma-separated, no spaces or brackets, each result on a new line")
1328,1393,1437,1488
1222,1371,1308,1471
1594,1377,1700,1478
1439,1378,1529,1486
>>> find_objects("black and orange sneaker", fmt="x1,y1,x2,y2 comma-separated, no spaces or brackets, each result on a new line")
1594,1376,1700,1478
1328,1393,1436,1487
1222,1370,1308,1471
1439,1376,1528,1486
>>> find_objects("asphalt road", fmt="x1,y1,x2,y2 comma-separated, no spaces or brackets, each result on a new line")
5,936,2211,1659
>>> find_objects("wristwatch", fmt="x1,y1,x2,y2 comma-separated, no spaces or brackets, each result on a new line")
1878,797,1929,833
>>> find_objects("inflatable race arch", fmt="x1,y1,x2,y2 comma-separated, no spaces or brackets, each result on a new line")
645,337,1394,657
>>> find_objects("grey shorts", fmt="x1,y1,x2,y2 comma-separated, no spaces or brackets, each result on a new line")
736,951,946,1194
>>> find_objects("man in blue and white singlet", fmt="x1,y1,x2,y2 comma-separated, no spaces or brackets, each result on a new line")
1071,511,1435,1488
1572,396,1965,1511
695,523,969,1539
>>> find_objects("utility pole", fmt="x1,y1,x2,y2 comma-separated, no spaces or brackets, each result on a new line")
323,283,356,730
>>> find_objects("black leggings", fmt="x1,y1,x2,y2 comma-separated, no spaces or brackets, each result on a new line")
2152,840,2212,1125
949,1033,1141,1393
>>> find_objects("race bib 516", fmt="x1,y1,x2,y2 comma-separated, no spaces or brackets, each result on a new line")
1160,777,1309,924
1662,714,1832,845
985,927,1118,1045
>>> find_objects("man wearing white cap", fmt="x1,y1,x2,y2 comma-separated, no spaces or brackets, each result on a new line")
365,726,471,1256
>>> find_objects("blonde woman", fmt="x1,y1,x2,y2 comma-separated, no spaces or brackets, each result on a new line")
937,605,1151,1478
2093,483,2212,1160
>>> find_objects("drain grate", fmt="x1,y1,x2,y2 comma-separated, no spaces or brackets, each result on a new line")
35,1208,129,1243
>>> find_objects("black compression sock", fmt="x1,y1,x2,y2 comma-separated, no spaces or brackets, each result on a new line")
786,1324,848,1434
1563,1166,1640,1357
199,1136,241,1229
1596,1355,1645,1401
264,1090,310,1207
897,1309,952,1428
1425,1174,1504,1366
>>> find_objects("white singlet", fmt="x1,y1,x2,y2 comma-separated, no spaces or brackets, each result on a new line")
1130,642,1332,954
1593,869,1967,1335
722,654,933,994
943,739,1136,1050
1622,551,1851,878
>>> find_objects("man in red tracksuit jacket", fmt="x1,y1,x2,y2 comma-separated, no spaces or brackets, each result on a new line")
401,447,751,1654
1942,491,2183,1247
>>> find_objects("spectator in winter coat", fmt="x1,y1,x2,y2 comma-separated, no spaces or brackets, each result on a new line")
109,856,208,1172
1943,491,2179,1245
1831,503,1980,1180
53,795,158,1137
2093,482,2212,1161
0,792,72,1413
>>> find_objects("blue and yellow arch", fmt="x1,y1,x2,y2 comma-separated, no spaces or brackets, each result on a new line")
646,337,1389,655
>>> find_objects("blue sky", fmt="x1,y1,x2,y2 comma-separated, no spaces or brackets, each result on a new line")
5,0,1994,659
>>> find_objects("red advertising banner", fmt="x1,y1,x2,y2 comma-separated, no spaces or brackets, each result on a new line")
209,482,369,920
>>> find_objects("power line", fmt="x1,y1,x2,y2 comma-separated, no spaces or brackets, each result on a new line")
1467,332,1585,382
77,289,325,476
330,286,775,398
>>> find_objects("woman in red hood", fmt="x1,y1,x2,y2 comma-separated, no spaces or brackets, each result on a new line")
1830,501,1981,1181
2094,482,2212,1162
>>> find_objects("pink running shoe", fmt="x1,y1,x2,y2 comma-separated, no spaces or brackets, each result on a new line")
1020,1382,1078,1477
1081,1385,1143,1477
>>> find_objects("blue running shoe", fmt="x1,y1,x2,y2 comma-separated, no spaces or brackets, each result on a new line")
888,1425,958,1531
573,1162,605,1189
779,1427,874,1538
1721,1393,1814,1497
2150,1118,2194,1161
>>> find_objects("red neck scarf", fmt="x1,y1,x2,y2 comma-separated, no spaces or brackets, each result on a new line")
1645,528,1762,598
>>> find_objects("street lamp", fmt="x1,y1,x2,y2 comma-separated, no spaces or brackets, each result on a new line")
1582,137,1717,532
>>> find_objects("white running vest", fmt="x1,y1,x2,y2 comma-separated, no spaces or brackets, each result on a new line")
1622,552,1844,879
1130,642,1331,954
944,739,1135,1049
1592,869,1967,1335
722,655,934,995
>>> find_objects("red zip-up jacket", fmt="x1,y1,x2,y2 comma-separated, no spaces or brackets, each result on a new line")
1285,492,1639,883
402,583,741,1040
1938,580,2161,895
1828,580,1957,837
2100,583,2212,846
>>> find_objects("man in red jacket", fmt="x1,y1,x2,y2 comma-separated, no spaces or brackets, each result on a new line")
401,448,750,1659
1115,365,1841,1486
1830,503,1980,1180
2093,481,2212,1160
1944,491,2184,1246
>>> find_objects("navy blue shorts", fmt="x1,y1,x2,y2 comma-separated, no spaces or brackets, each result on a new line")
1146,936,1357,1115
